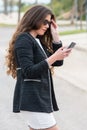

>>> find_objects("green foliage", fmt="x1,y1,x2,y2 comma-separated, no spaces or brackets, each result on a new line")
52,2,63,16
60,29,86,35
48,0,73,17
18,0,86,20
20,2,32,12
20,5,30,12
61,0,73,11
19,0,74,17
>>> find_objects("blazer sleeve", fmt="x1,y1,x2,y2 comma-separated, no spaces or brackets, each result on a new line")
15,36,49,79
52,41,63,66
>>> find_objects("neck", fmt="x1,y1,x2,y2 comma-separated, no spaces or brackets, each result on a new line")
29,30,37,38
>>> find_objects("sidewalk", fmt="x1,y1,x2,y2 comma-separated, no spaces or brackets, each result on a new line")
54,33,87,92
61,33,87,51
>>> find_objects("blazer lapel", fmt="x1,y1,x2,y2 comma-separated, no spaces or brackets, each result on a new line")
35,39,48,58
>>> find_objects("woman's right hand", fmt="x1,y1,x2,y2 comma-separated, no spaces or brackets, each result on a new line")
46,47,72,66
53,46,72,61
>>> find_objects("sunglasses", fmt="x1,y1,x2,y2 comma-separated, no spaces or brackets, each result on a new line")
43,20,51,26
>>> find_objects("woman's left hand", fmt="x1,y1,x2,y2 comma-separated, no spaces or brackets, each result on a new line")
51,19,60,43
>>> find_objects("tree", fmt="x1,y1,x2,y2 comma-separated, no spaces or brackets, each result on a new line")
3,0,8,14
49,0,73,17
78,0,85,29
34,0,38,4
9,0,14,13
18,0,21,22
49,0,63,16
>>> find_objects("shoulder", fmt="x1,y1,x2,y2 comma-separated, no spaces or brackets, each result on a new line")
16,32,33,41
15,32,35,49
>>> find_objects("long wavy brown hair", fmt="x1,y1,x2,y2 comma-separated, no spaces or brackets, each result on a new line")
6,5,55,78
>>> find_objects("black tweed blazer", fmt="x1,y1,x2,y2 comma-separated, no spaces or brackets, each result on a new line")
13,32,63,113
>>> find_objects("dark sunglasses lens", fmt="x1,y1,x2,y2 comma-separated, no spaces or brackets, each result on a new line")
43,20,51,26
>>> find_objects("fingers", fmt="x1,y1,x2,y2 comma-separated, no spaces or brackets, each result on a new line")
51,19,58,29
63,52,70,57
62,47,72,52
58,46,72,52
59,46,66,50
63,49,72,58
57,47,72,59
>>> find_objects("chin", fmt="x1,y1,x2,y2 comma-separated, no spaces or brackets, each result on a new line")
39,32,45,36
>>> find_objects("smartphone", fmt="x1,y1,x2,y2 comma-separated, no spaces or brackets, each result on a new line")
67,42,76,49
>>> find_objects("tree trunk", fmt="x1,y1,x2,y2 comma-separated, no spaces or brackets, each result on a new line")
9,0,14,13
50,0,53,9
79,4,83,30
70,6,75,25
18,0,21,22
34,0,38,4
3,0,8,14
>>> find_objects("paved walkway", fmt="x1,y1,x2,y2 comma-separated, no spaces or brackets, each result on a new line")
58,33,87,91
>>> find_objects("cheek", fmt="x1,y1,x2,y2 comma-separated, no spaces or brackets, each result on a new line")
38,26,43,31
37,29,44,35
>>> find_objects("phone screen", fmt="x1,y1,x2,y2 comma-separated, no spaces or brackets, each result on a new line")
67,42,76,49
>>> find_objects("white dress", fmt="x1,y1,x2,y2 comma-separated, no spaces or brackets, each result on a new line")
20,111,56,129
20,38,56,129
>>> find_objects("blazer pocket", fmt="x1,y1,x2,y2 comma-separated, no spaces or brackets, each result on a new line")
22,79,43,94
24,79,41,82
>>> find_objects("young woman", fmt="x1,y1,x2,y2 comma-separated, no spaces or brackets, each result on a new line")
6,5,71,130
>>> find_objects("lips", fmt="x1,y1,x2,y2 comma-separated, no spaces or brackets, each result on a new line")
42,29,46,32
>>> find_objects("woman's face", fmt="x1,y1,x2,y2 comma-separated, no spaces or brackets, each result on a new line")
35,14,51,36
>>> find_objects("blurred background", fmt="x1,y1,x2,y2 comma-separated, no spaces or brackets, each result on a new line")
0,0,87,31
0,0,87,130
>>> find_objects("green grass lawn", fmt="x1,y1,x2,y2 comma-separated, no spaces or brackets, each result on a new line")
60,29,87,35
0,23,16,27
